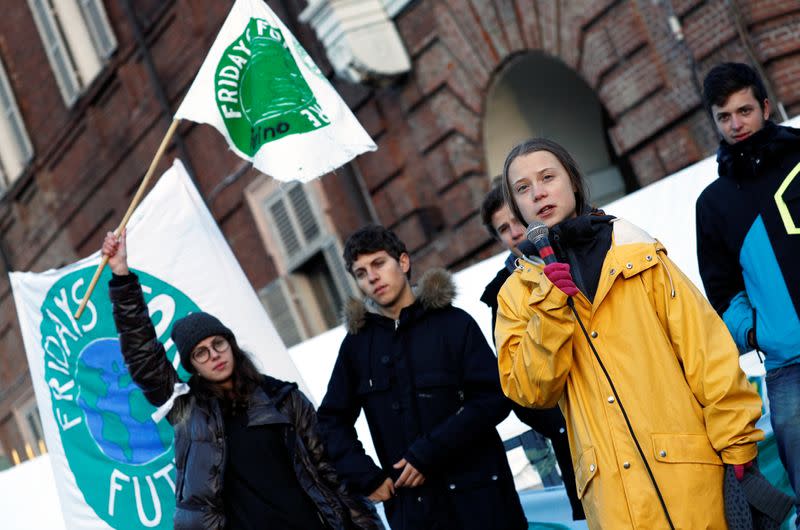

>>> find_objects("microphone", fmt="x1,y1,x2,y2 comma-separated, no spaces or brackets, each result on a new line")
526,221,558,265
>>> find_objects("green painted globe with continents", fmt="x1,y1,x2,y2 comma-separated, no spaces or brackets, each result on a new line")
40,267,199,529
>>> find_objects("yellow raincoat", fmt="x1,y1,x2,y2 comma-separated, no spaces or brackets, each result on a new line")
496,219,763,529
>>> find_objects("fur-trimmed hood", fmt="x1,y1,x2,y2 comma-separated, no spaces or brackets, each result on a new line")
343,268,456,334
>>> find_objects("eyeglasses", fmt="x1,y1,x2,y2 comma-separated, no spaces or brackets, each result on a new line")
191,336,230,364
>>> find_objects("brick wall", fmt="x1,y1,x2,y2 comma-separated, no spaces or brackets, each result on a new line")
332,0,800,271
0,1,278,456
0,0,799,456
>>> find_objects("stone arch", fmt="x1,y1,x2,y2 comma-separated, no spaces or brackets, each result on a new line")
365,0,721,270
482,51,632,206
410,0,698,191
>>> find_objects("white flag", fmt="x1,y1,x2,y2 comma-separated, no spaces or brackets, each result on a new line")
10,160,307,530
175,0,376,182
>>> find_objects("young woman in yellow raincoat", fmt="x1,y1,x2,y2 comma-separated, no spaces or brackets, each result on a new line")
494,138,764,529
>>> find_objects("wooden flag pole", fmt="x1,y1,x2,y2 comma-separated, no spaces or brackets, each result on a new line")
74,119,181,320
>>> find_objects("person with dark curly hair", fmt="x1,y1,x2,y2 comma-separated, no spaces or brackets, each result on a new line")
102,230,383,530
318,225,526,530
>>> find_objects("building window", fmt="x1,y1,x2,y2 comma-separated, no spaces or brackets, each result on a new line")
27,0,117,105
0,59,33,190
14,395,45,458
256,183,354,347
78,0,117,59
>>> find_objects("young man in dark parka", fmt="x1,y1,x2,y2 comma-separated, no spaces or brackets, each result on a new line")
317,225,527,530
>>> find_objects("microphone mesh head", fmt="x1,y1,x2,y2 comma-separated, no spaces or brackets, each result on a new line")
526,221,549,244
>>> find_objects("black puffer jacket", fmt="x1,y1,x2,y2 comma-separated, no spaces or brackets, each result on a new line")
110,273,383,530
318,269,527,530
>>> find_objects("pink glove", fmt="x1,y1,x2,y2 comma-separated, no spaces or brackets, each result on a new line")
543,263,579,297
734,460,754,481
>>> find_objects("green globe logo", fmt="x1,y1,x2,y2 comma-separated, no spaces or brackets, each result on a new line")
41,267,199,529
215,18,330,156
242,32,314,124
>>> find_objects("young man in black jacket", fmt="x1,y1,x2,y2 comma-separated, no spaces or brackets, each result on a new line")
697,62,800,525
317,225,527,530
479,185,584,521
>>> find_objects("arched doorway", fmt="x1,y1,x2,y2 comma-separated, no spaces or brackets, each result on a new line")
483,52,633,206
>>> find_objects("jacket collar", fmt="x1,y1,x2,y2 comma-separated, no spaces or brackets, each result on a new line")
515,219,665,312
259,374,296,403
246,377,297,427
551,213,615,251
589,219,665,311
717,121,800,179
191,376,297,427
343,268,456,334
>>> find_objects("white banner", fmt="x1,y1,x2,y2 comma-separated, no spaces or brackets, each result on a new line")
175,0,376,182
10,160,306,529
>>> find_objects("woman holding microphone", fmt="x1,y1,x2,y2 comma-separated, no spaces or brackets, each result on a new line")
494,138,763,529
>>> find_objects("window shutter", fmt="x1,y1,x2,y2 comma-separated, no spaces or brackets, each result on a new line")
78,0,117,59
0,60,33,184
259,279,305,347
267,184,325,264
270,198,302,258
27,0,81,104
288,184,320,244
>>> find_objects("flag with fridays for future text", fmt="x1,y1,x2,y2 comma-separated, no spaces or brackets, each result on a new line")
175,0,376,182
10,160,308,530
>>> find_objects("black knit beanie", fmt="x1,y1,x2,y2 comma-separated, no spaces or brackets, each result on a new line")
171,312,234,373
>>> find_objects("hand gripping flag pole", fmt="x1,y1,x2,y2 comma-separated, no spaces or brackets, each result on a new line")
73,119,180,320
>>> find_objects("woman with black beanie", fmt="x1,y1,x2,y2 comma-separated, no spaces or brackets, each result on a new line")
103,230,383,530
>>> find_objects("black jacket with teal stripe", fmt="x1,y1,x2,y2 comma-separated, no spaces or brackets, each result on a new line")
696,121,800,370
